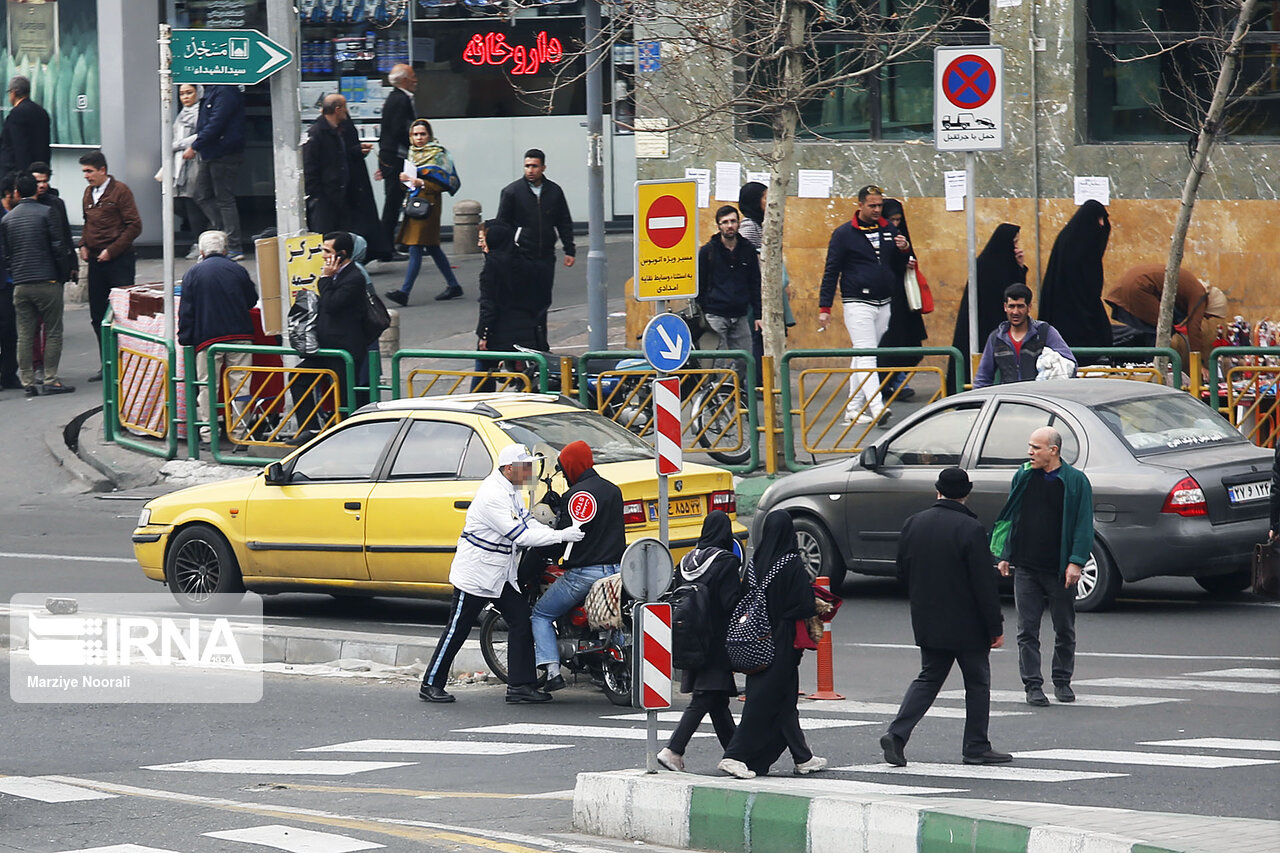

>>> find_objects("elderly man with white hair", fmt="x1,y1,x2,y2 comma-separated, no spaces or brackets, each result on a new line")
177,230,258,444
375,62,418,250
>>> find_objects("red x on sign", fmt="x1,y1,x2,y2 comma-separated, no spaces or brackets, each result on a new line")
942,54,997,110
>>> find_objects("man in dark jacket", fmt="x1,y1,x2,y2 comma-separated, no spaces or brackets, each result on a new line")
881,467,1009,767
185,84,245,258
303,95,351,236
495,148,575,343
817,185,911,425
975,284,1075,388
79,151,142,380
531,440,625,691
696,205,761,387
0,77,50,176
376,63,416,249
29,161,74,281
178,230,257,444
1,173,72,395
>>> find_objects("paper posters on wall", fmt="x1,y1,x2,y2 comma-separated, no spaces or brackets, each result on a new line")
1074,176,1111,206
797,169,834,198
714,161,741,200
685,168,711,208
996,0,1023,7
746,170,770,185
944,170,967,211
634,118,670,158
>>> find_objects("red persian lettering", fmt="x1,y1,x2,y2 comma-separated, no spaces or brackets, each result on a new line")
460,31,565,75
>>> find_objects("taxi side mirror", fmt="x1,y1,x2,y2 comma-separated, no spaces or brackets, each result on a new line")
860,445,880,471
264,462,288,486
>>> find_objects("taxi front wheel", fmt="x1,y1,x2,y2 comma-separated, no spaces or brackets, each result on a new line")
165,524,245,612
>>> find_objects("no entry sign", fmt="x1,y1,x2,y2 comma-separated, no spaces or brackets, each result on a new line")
934,45,1004,152
635,180,698,301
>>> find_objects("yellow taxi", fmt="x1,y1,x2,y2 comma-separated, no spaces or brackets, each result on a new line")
132,394,746,608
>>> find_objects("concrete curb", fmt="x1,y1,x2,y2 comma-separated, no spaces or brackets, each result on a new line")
572,770,1279,853
42,411,116,493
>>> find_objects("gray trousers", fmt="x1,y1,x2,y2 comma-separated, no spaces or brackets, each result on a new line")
705,312,753,387
14,282,63,386
1013,568,1076,689
194,153,243,253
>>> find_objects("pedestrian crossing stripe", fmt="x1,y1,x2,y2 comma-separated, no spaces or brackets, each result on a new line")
940,689,1183,707
1183,668,1280,680
602,711,885,728
55,847,180,853
1138,737,1280,752
454,723,713,740
1072,677,1280,694
204,824,383,852
0,776,118,803
1016,749,1278,769
802,700,1032,719
834,763,1126,783
300,740,572,755
143,760,415,775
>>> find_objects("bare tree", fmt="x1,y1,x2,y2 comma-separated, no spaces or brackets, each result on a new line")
517,0,971,372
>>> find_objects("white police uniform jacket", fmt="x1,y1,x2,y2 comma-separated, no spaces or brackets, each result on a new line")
448,469,565,598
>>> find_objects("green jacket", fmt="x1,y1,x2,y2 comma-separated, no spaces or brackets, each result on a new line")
990,461,1094,578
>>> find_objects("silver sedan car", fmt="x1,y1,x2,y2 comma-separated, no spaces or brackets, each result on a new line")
755,379,1274,611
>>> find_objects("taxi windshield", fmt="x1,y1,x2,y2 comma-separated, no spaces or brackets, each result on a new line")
497,411,655,464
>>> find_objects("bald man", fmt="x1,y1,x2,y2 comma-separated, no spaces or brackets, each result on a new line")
991,427,1094,707
303,94,351,234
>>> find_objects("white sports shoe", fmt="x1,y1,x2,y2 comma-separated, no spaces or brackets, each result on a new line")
656,747,685,772
718,758,756,779
795,755,828,775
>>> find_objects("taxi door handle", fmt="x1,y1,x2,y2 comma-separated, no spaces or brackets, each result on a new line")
344,502,361,510
454,501,471,509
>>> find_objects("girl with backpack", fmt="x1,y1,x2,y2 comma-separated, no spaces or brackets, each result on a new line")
719,511,826,779
656,511,743,772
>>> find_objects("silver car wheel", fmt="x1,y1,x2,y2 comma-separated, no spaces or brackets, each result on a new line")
1075,553,1099,602
795,529,822,580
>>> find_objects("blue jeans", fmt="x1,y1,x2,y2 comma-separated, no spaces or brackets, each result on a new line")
532,564,619,667
399,244,460,294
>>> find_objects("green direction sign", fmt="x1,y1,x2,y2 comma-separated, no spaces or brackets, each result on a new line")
171,29,293,85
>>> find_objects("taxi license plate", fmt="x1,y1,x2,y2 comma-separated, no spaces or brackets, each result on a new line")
1228,481,1271,504
649,498,704,521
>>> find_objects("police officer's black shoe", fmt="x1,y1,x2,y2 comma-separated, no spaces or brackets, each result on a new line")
419,684,455,703
544,675,567,692
506,685,553,703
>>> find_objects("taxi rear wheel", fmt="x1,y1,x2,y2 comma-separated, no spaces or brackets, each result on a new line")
165,524,244,611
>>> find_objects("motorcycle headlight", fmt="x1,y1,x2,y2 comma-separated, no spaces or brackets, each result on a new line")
137,508,152,527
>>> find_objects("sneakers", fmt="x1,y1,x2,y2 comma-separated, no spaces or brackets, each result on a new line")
656,747,685,772
718,758,756,779
229,252,246,262
794,755,828,775
842,413,874,426
962,749,1013,765
385,289,408,307
1054,683,1076,703
505,684,553,704
1026,686,1050,707
433,287,464,301
880,733,907,767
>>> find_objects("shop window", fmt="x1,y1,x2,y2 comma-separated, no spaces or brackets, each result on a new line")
1087,0,1280,141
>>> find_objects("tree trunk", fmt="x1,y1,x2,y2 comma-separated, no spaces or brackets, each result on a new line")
1156,0,1257,356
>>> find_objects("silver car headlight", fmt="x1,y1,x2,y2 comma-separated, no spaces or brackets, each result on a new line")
137,508,152,527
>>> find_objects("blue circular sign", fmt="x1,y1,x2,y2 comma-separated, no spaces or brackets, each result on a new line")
943,54,996,109
642,314,693,373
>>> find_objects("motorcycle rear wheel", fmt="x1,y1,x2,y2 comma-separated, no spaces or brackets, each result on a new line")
477,609,547,687
600,654,632,706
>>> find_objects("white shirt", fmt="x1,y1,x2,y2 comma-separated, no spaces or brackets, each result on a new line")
449,469,566,597
91,177,112,206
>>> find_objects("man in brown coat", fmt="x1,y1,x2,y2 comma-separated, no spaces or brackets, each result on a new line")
1104,264,1227,366
78,151,141,381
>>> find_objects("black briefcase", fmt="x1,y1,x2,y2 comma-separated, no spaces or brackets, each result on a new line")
1252,539,1280,598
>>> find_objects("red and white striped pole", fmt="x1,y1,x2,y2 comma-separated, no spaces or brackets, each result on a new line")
653,376,682,546
808,576,844,700
636,602,673,772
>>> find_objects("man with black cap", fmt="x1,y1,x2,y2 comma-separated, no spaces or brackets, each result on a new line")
880,467,1009,767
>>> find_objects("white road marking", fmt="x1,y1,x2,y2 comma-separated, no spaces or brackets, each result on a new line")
518,789,576,800
1072,677,1280,694
805,700,1032,719
455,723,712,740
204,824,383,852
56,847,181,853
143,760,413,776
1138,738,1280,752
844,643,1280,661
0,776,118,803
1017,749,1277,768
939,689,1181,708
602,711,884,727
300,739,571,755
1183,668,1280,680
835,763,1125,783
0,551,135,564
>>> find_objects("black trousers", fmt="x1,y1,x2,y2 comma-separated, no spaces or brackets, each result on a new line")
667,689,736,754
0,284,17,384
86,250,136,349
888,647,992,758
423,584,536,689
381,170,406,247
1014,568,1076,689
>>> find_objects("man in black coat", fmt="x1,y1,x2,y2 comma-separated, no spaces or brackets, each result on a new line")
376,64,416,249
0,77,50,176
302,95,351,235
880,467,1011,767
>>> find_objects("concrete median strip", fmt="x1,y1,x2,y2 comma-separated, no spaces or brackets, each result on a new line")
572,769,1279,853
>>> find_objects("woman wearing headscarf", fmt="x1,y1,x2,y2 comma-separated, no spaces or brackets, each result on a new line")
951,223,1027,390
385,119,464,305
1038,200,1113,352
719,510,823,779
476,219,547,353
657,511,743,772
737,182,795,363
877,198,928,400
169,83,208,259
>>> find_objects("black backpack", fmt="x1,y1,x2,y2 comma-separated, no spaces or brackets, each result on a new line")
662,551,720,671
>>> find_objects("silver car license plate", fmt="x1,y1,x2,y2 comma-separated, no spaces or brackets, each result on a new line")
1227,480,1271,504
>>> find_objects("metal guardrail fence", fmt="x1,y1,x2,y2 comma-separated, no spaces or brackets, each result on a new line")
1208,346,1280,448
1071,347,1183,386
390,350,550,398
101,308,178,460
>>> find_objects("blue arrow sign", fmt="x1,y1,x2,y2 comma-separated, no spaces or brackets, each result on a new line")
642,313,693,373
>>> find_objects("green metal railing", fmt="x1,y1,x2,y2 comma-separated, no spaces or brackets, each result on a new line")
101,308,179,460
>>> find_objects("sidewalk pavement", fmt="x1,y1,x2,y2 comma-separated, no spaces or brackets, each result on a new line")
572,770,1280,853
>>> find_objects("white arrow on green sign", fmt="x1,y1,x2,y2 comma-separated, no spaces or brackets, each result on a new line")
171,29,293,86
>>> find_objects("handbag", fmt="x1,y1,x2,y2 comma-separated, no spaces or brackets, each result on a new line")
1252,539,1280,598
404,192,432,220
904,266,934,314
361,286,391,345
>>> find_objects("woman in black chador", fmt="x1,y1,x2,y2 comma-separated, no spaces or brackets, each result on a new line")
951,222,1028,390
877,198,928,399
1038,200,1113,351
718,511,823,779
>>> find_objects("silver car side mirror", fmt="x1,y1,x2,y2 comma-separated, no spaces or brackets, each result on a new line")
860,445,880,470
